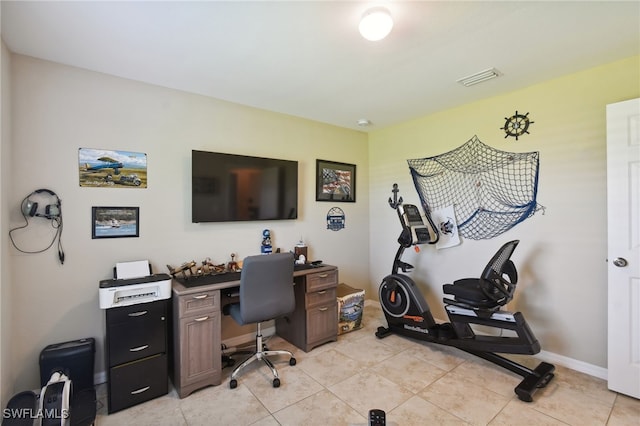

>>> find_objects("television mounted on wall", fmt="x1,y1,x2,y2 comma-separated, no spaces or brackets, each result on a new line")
192,150,298,223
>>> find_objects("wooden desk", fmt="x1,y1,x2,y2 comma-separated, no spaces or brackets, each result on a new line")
171,264,338,398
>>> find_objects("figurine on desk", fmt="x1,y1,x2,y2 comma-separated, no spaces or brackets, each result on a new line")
261,229,273,255
202,257,225,274
294,239,307,264
227,253,240,272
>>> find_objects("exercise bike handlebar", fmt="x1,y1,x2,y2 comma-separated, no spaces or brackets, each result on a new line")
389,184,439,246
388,184,439,274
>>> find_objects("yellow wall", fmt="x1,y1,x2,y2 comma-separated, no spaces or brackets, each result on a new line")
367,55,640,368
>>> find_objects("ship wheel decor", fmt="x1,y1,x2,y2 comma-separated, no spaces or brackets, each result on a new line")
501,110,534,141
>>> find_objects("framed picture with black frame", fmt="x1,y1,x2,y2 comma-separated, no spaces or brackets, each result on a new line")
315,159,356,202
92,206,140,239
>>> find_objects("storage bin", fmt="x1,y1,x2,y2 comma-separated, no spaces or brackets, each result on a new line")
337,283,364,335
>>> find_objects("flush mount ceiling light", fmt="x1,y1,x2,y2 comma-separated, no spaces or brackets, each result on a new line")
357,119,372,127
359,7,393,41
456,68,502,87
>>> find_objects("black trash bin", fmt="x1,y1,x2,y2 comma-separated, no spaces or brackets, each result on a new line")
39,338,97,426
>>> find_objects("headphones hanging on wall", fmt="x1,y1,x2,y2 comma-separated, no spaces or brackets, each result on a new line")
10,188,65,264
21,189,61,219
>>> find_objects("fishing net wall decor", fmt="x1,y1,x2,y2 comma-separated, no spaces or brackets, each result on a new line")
407,136,542,240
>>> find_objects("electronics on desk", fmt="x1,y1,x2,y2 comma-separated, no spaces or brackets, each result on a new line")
99,260,171,309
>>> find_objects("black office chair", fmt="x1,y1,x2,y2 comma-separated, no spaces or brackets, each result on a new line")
228,253,297,389
442,240,519,313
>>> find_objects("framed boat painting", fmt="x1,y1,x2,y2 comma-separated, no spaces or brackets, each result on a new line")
92,206,140,239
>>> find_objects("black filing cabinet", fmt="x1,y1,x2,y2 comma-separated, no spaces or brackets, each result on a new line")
105,299,168,413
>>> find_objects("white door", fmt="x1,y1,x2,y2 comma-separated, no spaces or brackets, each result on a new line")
607,98,640,398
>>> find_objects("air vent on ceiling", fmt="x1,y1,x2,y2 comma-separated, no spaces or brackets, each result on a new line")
456,68,502,87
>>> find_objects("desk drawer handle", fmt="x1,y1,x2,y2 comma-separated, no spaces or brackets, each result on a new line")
128,310,148,317
129,345,149,352
318,307,329,312
317,290,327,295
130,386,150,395
195,316,209,322
317,274,329,278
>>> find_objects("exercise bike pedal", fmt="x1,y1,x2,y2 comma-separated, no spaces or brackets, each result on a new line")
375,327,392,339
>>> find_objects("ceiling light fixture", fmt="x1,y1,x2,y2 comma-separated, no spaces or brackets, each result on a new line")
359,7,393,41
456,68,502,87
357,119,372,127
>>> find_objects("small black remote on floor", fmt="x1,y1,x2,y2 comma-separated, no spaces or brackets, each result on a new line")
368,409,386,426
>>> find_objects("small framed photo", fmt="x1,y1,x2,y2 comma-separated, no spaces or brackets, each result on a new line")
316,159,356,202
92,206,139,239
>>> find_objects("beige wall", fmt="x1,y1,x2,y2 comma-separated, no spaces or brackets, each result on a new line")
1,39,14,406
5,54,369,394
367,55,640,370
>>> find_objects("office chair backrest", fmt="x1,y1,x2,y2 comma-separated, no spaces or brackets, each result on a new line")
480,239,519,305
239,253,295,324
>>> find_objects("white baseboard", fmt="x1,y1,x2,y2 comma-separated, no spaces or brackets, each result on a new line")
94,371,106,385
536,350,607,380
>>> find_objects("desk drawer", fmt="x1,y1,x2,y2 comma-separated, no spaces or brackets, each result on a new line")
306,288,336,308
109,353,167,413
178,290,219,316
306,302,338,345
306,270,338,293
106,300,166,325
108,317,166,366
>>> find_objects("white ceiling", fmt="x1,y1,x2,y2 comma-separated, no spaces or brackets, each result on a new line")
2,1,639,131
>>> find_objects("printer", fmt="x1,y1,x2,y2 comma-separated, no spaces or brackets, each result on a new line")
99,260,171,309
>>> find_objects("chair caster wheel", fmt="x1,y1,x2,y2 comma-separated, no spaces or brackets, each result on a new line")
289,357,297,366
230,379,237,389
273,378,280,388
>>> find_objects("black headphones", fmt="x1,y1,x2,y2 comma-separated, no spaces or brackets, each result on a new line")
11,188,65,264
21,189,61,219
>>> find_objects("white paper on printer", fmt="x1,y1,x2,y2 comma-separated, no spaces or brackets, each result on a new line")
116,260,151,279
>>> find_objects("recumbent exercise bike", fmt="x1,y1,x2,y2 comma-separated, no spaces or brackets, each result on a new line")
375,184,554,402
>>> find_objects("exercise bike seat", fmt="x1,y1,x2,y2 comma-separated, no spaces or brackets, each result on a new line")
443,240,519,311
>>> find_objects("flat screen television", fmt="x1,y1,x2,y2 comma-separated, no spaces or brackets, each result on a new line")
192,150,298,223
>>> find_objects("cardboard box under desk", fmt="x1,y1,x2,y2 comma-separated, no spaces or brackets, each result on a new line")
337,283,364,335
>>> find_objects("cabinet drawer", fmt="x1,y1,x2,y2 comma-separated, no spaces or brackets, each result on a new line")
106,299,167,325
306,288,336,308
109,354,167,413
306,302,338,344
178,313,220,386
178,290,219,316
108,317,166,366
306,270,338,293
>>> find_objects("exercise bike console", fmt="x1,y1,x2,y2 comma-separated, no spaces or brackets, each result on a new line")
376,184,554,402
398,204,433,246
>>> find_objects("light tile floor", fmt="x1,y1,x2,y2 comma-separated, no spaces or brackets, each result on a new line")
95,301,639,425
